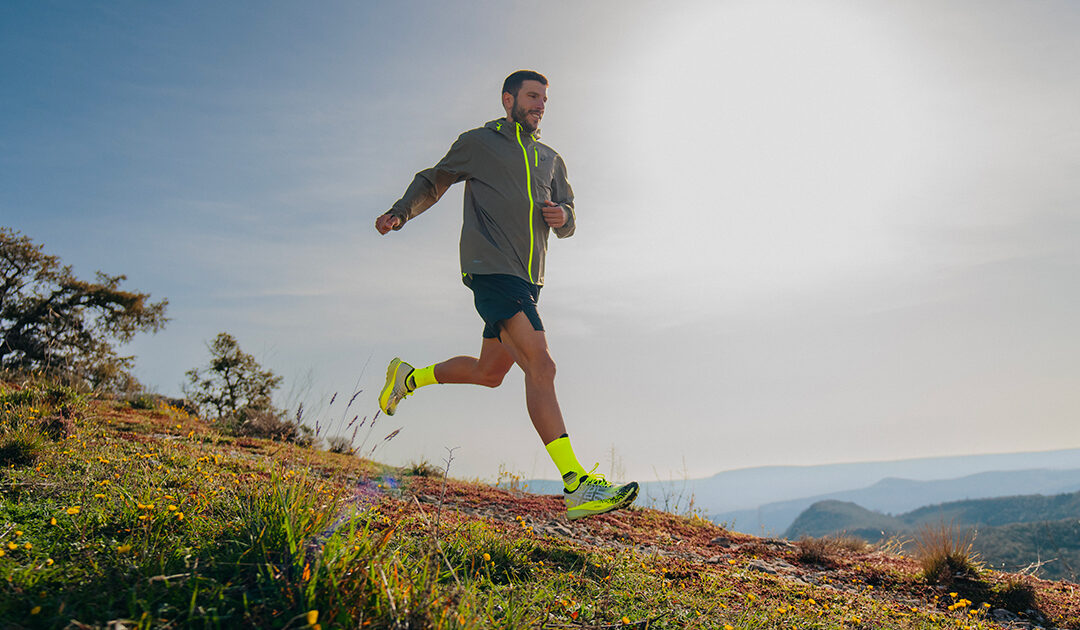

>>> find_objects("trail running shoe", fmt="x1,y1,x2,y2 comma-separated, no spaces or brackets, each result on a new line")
564,472,639,521
379,357,415,416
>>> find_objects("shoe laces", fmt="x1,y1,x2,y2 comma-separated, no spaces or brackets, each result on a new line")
580,464,612,487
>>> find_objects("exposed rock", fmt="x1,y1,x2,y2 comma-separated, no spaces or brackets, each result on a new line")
748,559,778,574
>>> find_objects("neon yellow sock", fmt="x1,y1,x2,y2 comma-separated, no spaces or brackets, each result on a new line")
407,364,439,391
545,434,588,491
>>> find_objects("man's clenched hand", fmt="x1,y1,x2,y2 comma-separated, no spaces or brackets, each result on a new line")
541,201,567,228
375,213,401,235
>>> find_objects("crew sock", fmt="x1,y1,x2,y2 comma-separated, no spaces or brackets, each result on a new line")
544,434,588,492
406,364,439,391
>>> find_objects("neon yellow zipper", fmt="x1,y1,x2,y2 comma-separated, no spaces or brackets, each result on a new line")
515,123,536,283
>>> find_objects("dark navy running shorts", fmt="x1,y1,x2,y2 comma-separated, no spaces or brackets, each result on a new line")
467,273,544,339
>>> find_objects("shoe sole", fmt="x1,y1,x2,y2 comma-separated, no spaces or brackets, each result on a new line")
567,482,639,521
379,358,404,416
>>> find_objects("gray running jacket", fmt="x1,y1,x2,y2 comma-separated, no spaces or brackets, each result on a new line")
387,118,575,286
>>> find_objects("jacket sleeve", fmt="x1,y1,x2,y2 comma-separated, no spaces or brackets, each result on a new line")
551,154,575,239
386,134,472,228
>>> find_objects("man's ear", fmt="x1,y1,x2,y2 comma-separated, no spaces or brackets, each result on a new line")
501,91,514,116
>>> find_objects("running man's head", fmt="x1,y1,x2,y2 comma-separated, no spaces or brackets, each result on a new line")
502,70,548,135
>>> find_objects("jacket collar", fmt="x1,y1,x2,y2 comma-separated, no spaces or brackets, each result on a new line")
486,118,540,141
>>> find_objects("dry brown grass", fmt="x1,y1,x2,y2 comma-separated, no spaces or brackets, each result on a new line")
912,521,982,584
795,534,869,565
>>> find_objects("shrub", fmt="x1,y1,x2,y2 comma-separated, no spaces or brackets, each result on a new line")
326,435,354,454
913,522,982,584
795,536,834,565
128,393,157,410
796,534,869,565
406,460,441,477
233,408,314,445
991,577,1038,613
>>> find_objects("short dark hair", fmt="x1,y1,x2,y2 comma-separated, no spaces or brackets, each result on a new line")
502,70,548,97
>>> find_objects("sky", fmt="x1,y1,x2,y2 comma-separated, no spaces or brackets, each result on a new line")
3,1,1078,483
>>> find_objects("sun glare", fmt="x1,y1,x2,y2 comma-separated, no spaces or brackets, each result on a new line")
615,2,935,298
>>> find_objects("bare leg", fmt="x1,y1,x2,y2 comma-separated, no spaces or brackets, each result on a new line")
496,312,567,444
431,337,515,388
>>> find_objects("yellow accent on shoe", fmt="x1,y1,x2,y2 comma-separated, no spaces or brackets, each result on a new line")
378,358,414,416
564,471,639,521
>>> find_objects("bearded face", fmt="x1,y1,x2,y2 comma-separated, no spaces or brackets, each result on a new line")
507,80,547,134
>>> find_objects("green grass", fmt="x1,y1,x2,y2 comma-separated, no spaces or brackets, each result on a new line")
1,379,1077,629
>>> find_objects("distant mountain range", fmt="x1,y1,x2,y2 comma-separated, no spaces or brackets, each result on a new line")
711,468,1080,536
516,448,1080,535
785,490,1080,582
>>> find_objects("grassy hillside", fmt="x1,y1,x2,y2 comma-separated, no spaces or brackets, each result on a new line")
3,379,1080,629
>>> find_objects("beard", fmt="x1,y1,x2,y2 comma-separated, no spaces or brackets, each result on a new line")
511,97,540,134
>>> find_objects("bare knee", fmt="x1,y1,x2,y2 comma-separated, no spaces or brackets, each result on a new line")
523,354,556,383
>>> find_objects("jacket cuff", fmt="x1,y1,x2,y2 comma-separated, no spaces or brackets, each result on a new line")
385,209,407,230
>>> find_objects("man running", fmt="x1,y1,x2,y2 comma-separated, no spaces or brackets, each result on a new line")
374,70,638,520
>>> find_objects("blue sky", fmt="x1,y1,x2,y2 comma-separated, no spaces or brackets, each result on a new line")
3,1,1078,482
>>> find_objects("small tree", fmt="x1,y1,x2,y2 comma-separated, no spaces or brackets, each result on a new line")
184,332,311,444
184,332,281,423
0,227,168,391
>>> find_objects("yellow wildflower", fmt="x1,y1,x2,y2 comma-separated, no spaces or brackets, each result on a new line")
483,553,491,562
65,506,81,515
306,610,319,624
6,542,17,550
31,606,41,615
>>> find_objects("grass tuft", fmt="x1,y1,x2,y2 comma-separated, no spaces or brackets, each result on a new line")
405,459,442,478
913,521,982,584
0,423,48,466
797,534,868,564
